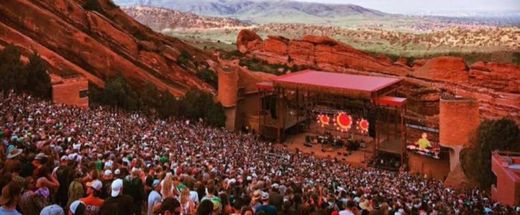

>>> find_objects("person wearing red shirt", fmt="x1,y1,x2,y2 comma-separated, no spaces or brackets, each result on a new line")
80,180,104,215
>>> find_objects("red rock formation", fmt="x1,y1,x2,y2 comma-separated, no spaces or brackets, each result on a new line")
237,30,411,76
0,0,214,96
237,29,262,53
412,56,469,83
469,61,520,93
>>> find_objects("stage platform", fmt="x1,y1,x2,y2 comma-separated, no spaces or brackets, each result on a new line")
276,132,373,168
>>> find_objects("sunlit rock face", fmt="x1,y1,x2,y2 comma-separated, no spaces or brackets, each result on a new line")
0,0,215,97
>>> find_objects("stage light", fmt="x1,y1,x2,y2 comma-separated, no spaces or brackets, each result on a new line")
334,112,352,132
357,118,369,134
316,114,330,127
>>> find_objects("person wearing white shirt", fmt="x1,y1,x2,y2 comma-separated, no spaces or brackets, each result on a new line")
147,180,162,215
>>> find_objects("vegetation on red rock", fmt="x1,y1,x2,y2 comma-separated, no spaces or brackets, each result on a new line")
0,45,51,99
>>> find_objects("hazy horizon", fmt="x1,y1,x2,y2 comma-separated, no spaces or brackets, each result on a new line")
295,0,520,15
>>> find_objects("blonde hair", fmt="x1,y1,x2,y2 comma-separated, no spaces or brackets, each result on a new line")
161,173,174,198
180,187,190,205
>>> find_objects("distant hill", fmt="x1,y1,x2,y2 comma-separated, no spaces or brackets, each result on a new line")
114,0,387,24
122,6,251,31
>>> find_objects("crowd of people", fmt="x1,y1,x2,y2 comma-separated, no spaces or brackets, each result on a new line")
0,93,518,215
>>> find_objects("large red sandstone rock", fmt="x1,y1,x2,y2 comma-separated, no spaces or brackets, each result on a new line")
0,0,214,96
86,12,139,56
469,61,520,93
237,30,410,76
262,36,289,55
237,29,262,53
302,35,337,45
288,40,315,66
0,22,104,87
411,56,469,83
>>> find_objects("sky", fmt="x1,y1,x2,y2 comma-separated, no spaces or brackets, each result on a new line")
296,0,520,15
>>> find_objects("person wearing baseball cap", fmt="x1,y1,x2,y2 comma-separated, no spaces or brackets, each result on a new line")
80,180,104,215
99,179,133,215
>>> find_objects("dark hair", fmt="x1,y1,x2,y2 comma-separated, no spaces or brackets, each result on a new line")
240,206,254,215
0,182,22,206
197,199,213,215
35,166,50,178
160,197,181,213
346,200,356,209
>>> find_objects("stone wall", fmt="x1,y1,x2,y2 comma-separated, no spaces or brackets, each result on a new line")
408,153,450,180
439,97,480,149
52,75,89,107
217,67,239,108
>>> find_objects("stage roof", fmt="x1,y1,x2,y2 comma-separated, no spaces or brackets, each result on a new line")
268,70,402,98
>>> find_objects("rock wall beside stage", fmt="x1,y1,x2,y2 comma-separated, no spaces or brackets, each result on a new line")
439,97,480,188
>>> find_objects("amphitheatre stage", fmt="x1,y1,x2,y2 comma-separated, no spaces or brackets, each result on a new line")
257,70,409,167
279,132,370,168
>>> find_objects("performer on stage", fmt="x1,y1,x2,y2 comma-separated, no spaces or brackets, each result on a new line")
416,132,432,150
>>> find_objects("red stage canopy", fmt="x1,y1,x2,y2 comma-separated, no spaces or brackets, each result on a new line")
375,96,407,107
268,70,402,98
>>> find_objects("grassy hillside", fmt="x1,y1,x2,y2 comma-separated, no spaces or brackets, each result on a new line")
166,25,520,65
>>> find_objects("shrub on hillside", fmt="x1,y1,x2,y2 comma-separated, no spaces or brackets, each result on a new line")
90,76,226,127
82,0,103,12
196,69,218,89
177,50,192,68
513,52,520,66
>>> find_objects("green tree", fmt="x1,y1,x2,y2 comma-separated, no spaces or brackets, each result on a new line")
513,52,520,65
157,91,180,119
177,50,192,68
25,52,51,99
82,0,103,12
0,45,26,95
181,89,226,127
101,76,140,111
205,102,226,127
90,76,226,127
140,83,162,110
461,118,520,188
182,90,212,120
196,69,218,89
